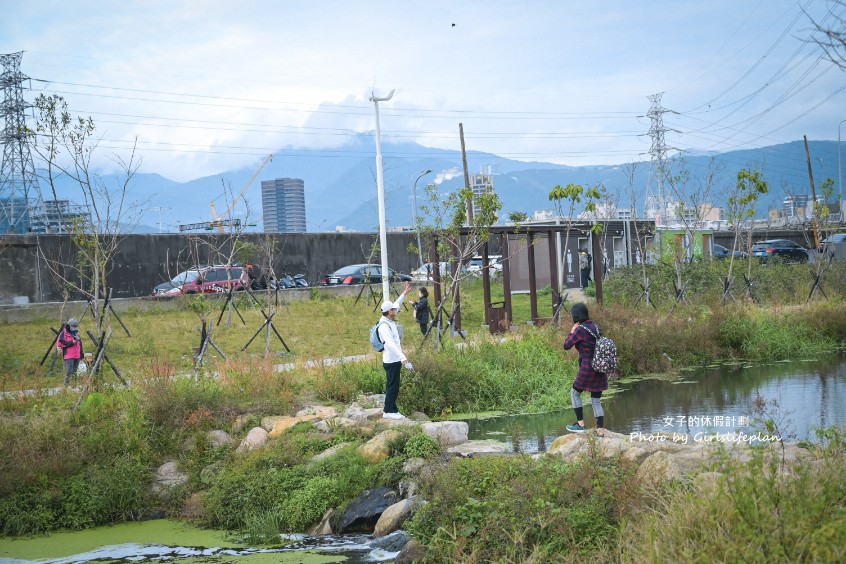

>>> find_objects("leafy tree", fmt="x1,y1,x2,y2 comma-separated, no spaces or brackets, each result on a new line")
507,211,528,224
548,182,602,291
725,168,768,302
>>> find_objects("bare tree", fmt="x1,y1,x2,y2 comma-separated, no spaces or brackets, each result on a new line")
808,1,846,68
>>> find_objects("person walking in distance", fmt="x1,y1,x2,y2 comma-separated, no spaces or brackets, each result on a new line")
579,249,592,290
57,317,84,386
378,282,414,419
563,303,607,436
410,287,430,335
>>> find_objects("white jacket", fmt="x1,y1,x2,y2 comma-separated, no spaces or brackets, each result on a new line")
377,292,408,364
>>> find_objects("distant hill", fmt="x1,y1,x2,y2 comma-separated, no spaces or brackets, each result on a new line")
37,137,841,232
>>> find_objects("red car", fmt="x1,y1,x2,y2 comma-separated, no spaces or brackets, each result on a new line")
180,266,249,294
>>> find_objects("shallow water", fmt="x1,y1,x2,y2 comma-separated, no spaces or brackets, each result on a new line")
467,355,846,452
0,520,401,563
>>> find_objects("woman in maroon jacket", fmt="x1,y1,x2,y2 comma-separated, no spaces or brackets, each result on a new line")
563,303,607,435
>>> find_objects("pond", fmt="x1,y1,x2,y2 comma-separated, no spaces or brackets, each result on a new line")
466,355,846,453
0,519,405,563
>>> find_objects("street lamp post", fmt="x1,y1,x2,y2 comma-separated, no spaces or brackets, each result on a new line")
839,119,846,221
412,169,432,268
370,88,395,300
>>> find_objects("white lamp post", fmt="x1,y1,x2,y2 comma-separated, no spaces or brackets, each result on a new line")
412,169,432,268
370,88,395,299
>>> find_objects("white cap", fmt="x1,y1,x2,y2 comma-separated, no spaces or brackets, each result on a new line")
380,300,397,313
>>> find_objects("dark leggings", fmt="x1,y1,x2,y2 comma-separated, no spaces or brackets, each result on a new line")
571,386,604,428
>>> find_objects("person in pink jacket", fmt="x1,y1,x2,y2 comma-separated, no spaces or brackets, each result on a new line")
57,318,84,386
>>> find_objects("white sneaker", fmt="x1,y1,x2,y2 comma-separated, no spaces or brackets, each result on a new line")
382,412,406,420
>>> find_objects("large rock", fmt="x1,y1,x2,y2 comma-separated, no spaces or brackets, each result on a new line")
344,406,384,421
337,488,399,533
421,421,468,447
373,497,419,537
206,429,237,448
447,440,509,457
310,442,353,464
152,461,188,495
636,451,682,486
261,416,288,431
357,430,402,464
296,405,339,419
268,416,302,438
237,427,268,452
307,508,335,536
395,539,426,563
548,434,582,460
371,530,411,552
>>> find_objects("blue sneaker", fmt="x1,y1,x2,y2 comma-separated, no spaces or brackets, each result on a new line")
566,423,586,433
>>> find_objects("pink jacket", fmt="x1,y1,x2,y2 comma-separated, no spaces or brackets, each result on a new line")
57,327,82,360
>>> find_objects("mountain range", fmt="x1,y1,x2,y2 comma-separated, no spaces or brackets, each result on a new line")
41,136,842,233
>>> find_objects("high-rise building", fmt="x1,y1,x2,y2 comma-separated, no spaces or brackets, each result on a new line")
469,168,495,220
261,178,306,233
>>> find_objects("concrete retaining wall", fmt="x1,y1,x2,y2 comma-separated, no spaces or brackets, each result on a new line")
0,232,418,305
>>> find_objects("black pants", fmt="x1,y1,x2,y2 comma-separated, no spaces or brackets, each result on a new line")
418,322,427,335
383,361,402,413
580,268,591,288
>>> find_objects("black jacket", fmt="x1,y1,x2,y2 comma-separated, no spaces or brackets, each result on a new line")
414,297,430,325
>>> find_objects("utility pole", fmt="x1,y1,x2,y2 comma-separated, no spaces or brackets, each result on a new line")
459,123,473,226
370,88,395,300
804,135,821,248
0,52,42,234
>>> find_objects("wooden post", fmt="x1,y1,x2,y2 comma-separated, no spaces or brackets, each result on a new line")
501,233,512,327
481,241,491,327
804,135,821,248
459,123,474,226
547,229,560,314
430,236,441,308
527,232,539,321
591,227,604,305
451,236,462,333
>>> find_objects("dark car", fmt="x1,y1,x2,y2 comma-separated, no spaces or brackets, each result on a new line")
712,244,748,260
751,239,810,263
181,265,249,294
321,264,412,285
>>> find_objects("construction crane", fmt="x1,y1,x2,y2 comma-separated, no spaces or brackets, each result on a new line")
207,153,273,233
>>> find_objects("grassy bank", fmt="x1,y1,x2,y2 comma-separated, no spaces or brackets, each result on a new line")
2,264,846,545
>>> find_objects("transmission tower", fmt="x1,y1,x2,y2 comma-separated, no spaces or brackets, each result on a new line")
0,51,42,234
645,92,672,225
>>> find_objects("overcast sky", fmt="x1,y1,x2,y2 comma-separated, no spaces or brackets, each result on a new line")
2,0,845,182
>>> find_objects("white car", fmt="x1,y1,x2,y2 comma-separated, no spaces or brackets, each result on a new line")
410,262,452,282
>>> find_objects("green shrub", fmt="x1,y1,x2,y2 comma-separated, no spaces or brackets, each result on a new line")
404,433,441,459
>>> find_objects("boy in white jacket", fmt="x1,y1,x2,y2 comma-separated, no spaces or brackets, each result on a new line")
377,282,413,419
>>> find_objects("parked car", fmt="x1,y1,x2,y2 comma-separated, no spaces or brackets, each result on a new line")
818,232,846,260
712,244,748,260
465,255,503,276
751,239,810,263
410,262,453,282
321,264,412,286
181,265,249,294
151,267,207,296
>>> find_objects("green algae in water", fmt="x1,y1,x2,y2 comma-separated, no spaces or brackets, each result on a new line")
0,519,344,563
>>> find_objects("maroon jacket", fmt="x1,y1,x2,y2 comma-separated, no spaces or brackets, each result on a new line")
563,320,608,392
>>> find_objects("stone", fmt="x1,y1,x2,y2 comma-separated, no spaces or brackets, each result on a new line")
200,462,223,485
373,498,419,537
261,416,288,431
206,429,237,448
180,492,205,519
268,416,301,438
296,405,339,419
398,478,418,499
408,411,430,422
549,433,580,452
337,487,399,533
313,420,332,433
371,530,411,552
447,440,509,457
402,457,426,475
152,461,188,495
395,539,426,563
357,430,402,464
622,446,647,462
421,421,468,447
636,451,682,486
237,427,268,452
307,508,335,536
379,417,418,427
344,406,385,421
231,414,253,433
310,442,353,464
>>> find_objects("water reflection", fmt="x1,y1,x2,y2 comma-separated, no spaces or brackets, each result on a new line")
467,356,846,453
